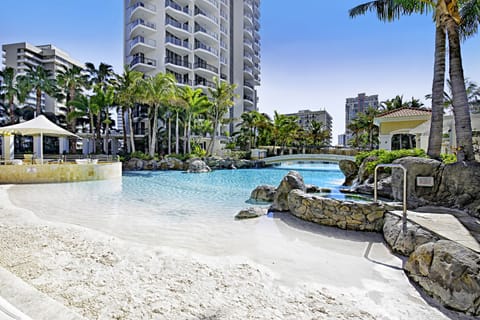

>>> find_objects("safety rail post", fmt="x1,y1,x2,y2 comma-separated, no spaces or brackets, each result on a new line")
374,164,407,233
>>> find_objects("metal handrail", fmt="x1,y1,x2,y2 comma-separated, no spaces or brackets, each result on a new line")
374,163,407,233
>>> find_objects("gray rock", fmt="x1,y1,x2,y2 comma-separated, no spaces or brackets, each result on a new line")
125,158,145,171
187,159,211,173
235,207,267,219
339,159,359,186
251,185,276,202
270,171,306,212
382,212,439,256
356,155,379,184
405,240,480,315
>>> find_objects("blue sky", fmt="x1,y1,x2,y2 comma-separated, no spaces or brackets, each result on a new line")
1,1,479,141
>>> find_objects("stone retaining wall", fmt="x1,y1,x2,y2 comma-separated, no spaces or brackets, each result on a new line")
287,189,385,232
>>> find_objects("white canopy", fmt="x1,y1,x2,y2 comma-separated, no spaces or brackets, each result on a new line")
0,115,79,137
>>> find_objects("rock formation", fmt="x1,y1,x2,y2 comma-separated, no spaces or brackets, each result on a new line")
405,240,480,316
187,159,211,173
235,207,268,219
270,171,306,211
250,185,276,202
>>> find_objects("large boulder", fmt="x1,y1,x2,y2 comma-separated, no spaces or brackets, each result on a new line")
438,161,480,217
356,155,379,184
124,158,145,171
405,240,480,315
391,157,443,208
338,160,358,186
187,159,211,173
382,212,440,256
235,207,267,219
250,185,276,202
270,171,306,212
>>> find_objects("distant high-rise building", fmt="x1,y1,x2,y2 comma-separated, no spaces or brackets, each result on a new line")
123,0,261,135
2,42,84,115
284,109,333,145
341,93,379,146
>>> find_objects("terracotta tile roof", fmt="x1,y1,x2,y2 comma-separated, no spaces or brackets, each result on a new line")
376,107,431,118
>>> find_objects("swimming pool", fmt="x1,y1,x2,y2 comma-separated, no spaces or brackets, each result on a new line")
7,166,382,284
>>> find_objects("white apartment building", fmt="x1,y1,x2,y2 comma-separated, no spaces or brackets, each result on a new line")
284,109,333,145
123,0,261,135
340,92,379,146
2,42,84,115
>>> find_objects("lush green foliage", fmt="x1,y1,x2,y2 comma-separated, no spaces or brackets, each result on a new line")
355,149,427,174
130,151,154,161
440,153,457,164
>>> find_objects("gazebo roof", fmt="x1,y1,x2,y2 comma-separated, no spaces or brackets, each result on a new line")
0,115,79,137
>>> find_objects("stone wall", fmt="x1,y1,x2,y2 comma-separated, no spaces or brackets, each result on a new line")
287,189,385,232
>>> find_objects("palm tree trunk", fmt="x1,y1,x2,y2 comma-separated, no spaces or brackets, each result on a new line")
122,107,129,153
9,98,15,124
175,111,179,154
428,24,446,159
187,114,192,154
128,108,136,153
36,89,42,116
168,117,171,155
149,105,158,157
183,120,187,155
446,18,474,162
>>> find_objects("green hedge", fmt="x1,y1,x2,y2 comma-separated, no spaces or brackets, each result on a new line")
355,149,427,174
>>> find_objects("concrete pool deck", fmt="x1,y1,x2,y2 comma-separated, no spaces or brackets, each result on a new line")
390,206,480,253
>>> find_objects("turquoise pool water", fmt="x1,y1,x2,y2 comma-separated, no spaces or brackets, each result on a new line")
8,164,401,288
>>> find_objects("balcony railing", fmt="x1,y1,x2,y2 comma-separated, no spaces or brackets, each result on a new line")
166,16,190,32
244,95,254,102
165,56,192,69
244,66,254,74
130,56,156,68
129,1,156,13
194,41,218,56
194,24,218,39
129,36,156,50
194,61,218,73
129,19,156,33
194,79,216,88
194,7,219,23
166,36,191,49
165,0,190,15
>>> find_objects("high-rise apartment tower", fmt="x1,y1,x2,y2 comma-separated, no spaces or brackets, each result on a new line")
123,0,261,134
2,42,84,116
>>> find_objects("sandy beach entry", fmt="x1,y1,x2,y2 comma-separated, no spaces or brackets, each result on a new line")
0,184,469,320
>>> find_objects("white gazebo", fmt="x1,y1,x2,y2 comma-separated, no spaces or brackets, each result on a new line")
0,115,79,164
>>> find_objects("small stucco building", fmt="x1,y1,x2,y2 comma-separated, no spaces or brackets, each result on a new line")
374,107,480,156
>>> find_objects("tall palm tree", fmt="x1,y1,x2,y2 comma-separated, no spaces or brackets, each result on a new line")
138,73,176,157
350,0,478,161
207,77,237,155
85,62,114,91
179,86,211,154
19,65,57,117
0,67,19,124
115,66,143,153
57,65,88,152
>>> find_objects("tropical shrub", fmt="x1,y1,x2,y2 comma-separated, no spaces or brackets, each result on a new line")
355,149,427,174
440,153,457,164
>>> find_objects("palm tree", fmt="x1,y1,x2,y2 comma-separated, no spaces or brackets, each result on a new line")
85,62,114,92
179,86,211,154
19,65,57,117
0,67,19,124
426,78,480,112
57,65,88,152
115,66,143,153
351,0,478,161
138,73,176,157
236,111,263,150
206,77,237,155
67,93,96,150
